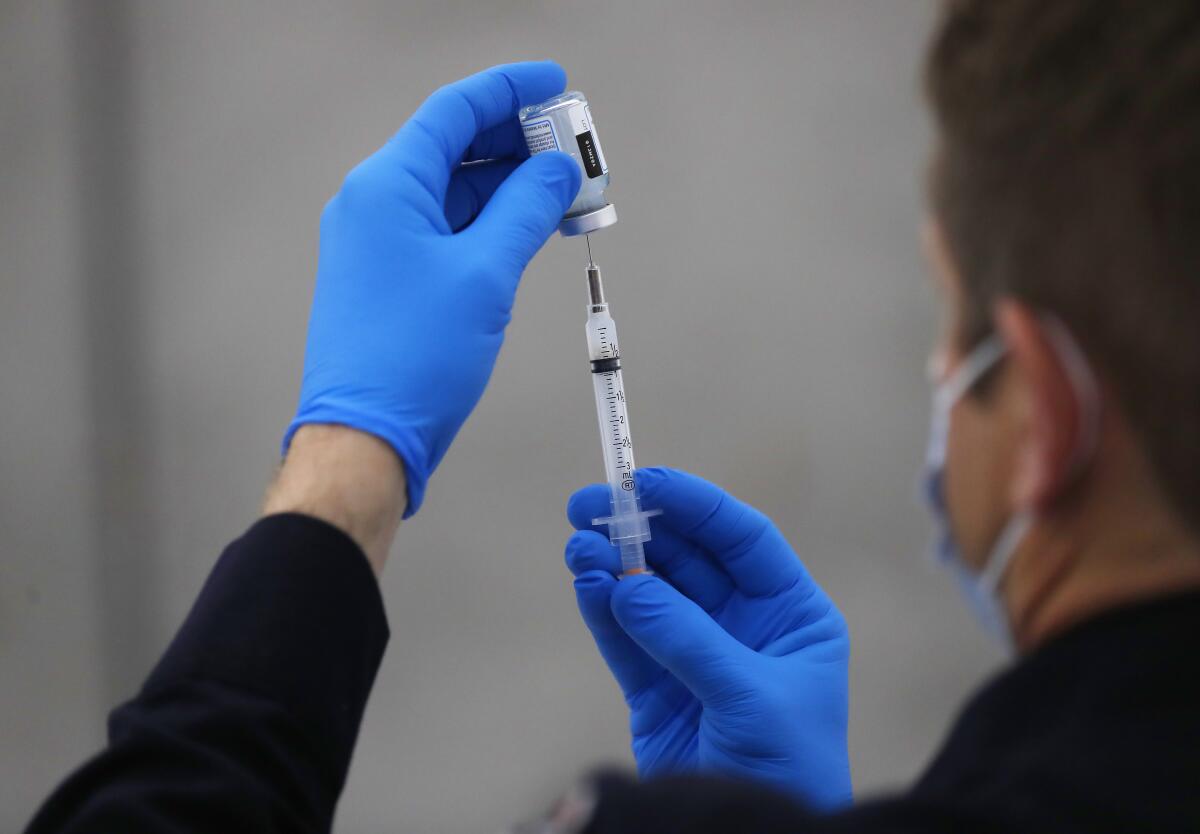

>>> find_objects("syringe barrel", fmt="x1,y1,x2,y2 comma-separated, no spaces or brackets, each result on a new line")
586,302,659,574
587,311,637,491
585,303,617,362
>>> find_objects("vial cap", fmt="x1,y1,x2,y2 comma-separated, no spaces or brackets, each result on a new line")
559,203,618,237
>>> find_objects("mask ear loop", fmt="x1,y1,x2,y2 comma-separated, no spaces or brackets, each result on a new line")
1038,315,1102,480
939,336,1008,404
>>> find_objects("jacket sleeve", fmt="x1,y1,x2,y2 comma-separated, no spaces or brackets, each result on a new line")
565,771,995,834
25,513,389,834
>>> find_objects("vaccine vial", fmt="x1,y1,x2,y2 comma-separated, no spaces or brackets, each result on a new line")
519,91,617,236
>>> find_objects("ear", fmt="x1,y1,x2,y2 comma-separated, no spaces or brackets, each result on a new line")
995,300,1086,510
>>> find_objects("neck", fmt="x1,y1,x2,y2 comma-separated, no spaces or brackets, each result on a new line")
1007,508,1200,653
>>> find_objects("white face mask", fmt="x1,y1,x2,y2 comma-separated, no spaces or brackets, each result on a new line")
921,323,1099,651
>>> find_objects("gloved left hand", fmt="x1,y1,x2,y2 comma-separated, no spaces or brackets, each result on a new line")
284,62,582,516
565,467,852,810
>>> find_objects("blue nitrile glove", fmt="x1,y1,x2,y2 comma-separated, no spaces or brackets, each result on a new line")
284,62,582,516
564,467,852,810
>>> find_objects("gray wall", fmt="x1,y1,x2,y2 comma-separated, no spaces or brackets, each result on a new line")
1,1,1006,831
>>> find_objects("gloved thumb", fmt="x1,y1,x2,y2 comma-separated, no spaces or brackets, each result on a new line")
611,574,755,707
467,150,581,270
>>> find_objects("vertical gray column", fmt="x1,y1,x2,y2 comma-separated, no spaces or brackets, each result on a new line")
67,0,159,703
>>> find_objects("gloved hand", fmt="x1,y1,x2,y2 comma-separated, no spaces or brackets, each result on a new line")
284,62,582,516
565,467,852,810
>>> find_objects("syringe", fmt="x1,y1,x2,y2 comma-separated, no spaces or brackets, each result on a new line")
583,238,660,575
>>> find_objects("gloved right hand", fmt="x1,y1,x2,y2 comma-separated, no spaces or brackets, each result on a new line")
565,467,852,810
284,62,581,517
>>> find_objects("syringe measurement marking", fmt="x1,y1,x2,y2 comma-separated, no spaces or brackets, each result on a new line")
595,326,614,359
597,368,635,489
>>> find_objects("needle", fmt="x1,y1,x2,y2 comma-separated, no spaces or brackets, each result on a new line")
586,233,594,268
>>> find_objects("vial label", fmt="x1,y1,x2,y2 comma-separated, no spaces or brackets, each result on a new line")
522,118,559,154
566,103,607,179
585,105,609,173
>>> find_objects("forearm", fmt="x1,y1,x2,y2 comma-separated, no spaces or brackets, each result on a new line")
263,424,407,575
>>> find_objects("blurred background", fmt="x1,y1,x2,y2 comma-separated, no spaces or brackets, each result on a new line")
0,1,1008,831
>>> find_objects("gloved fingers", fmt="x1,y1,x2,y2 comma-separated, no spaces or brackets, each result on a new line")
566,483,613,531
573,569,665,699
567,487,733,613
462,119,530,164
386,61,567,203
635,467,807,598
611,574,755,707
464,151,580,270
565,529,621,576
639,523,733,613
444,159,520,232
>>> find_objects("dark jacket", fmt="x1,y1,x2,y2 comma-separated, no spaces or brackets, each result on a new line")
26,515,1200,833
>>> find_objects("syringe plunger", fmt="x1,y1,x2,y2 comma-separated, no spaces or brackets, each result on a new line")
593,494,660,574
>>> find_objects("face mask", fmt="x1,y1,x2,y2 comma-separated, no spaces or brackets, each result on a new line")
921,322,1100,651
923,337,1027,648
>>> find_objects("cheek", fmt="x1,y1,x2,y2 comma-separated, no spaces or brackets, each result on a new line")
937,301,958,353
928,298,965,380
929,251,967,346
944,404,1016,568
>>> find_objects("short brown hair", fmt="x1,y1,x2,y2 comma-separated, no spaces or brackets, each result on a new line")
925,0,1200,535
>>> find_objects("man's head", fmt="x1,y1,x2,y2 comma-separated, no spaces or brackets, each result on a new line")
920,0,1200,646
